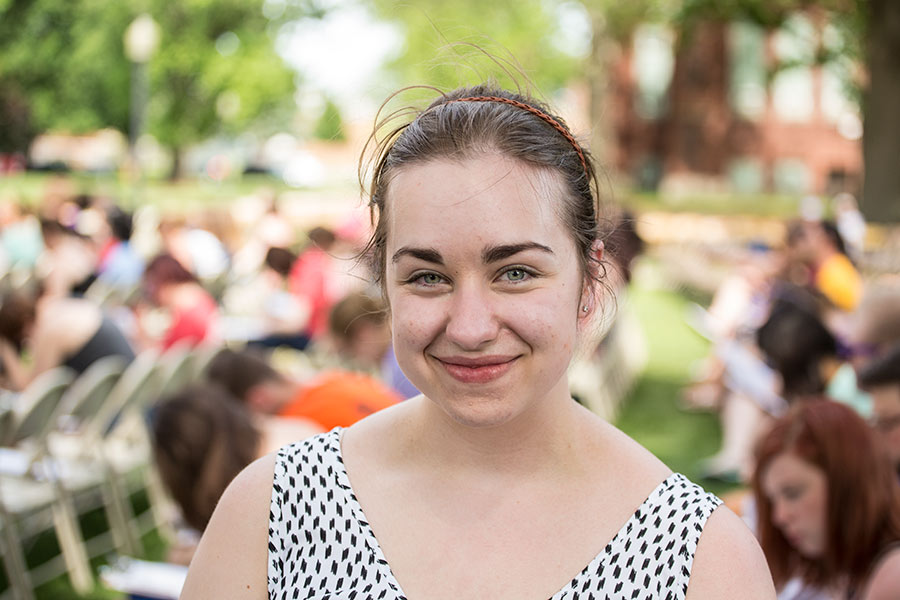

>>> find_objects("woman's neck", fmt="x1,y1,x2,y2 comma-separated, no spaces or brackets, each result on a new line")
405,384,597,481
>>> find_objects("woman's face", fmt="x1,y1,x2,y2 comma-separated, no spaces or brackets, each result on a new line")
762,451,829,558
384,154,590,427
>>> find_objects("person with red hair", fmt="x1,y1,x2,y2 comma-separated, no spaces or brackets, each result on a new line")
140,254,219,350
753,399,900,598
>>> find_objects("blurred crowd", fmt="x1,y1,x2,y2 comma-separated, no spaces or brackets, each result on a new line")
679,195,900,598
0,179,423,559
2,178,900,598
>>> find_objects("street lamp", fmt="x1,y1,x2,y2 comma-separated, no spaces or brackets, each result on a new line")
124,14,160,197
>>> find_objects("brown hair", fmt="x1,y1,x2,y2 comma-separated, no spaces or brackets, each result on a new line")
752,399,900,590
264,247,296,279
204,348,285,403
151,383,261,531
0,290,38,351
360,83,606,295
328,292,387,344
858,344,900,389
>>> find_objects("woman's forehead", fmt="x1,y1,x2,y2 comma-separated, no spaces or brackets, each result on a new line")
384,156,568,247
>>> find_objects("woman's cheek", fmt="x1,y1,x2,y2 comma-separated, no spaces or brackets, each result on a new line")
391,296,442,348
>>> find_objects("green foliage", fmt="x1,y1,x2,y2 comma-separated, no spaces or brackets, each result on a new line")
0,0,297,157
583,0,679,41
313,97,346,141
0,0,133,149
145,0,296,154
368,0,579,96
670,0,866,131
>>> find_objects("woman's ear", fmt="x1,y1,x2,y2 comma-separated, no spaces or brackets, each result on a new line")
579,240,605,317
591,239,605,265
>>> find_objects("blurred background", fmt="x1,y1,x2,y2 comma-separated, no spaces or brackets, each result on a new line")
1,1,900,598
1,0,897,222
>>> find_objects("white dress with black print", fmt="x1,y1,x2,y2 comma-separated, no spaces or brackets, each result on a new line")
268,429,722,600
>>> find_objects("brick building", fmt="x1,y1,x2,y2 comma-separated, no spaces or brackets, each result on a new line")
610,16,862,197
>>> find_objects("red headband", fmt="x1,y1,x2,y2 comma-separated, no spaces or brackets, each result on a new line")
444,95,588,176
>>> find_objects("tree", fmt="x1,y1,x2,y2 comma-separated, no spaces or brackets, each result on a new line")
0,0,133,149
581,0,673,166
313,97,346,142
368,0,580,97
676,0,899,221
0,0,304,177
861,0,900,222
144,0,298,177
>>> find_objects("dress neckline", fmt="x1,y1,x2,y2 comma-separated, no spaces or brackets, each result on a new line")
328,427,684,600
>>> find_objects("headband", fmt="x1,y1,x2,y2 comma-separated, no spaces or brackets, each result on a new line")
444,95,588,176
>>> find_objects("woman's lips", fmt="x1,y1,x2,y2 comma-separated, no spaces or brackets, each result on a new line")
435,356,518,384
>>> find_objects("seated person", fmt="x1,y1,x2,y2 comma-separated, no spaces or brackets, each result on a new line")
785,219,862,313
205,348,399,430
151,383,321,561
140,254,220,350
756,290,871,415
858,344,900,472
38,218,98,297
96,206,145,292
752,399,900,599
849,284,900,368
0,286,135,390
240,247,311,351
328,291,418,399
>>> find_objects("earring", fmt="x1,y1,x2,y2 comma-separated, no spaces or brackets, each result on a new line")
582,305,589,313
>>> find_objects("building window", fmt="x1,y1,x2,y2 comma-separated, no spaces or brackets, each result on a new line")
774,158,811,194
632,24,674,120
728,157,765,194
728,21,766,120
772,14,816,122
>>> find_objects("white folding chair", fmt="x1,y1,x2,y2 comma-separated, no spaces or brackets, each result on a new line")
45,356,138,558
56,356,128,434
0,368,95,598
84,350,172,554
156,342,196,400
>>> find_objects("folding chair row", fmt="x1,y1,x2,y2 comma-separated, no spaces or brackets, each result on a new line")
0,346,168,599
1,343,217,599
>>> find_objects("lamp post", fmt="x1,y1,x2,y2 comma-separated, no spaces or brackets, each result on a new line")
124,14,160,202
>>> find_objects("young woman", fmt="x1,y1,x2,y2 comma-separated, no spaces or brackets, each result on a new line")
152,383,322,533
754,399,900,598
182,85,773,598
0,286,135,390
139,254,219,350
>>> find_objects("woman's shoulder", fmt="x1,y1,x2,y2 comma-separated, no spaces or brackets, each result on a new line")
180,453,278,599
684,505,776,599
863,544,900,599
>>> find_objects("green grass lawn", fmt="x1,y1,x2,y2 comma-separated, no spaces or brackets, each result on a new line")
614,273,738,497
622,191,800,219
1,172,358,214
2,172,804,219
2,494,168,600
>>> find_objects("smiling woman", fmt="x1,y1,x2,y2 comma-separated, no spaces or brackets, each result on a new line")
180,84,775,600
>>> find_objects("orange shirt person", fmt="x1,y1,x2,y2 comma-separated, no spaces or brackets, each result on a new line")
279,370,400,430
205,348,399,430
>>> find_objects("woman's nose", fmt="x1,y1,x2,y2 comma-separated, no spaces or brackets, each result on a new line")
771,499,791,529
444,284,500,350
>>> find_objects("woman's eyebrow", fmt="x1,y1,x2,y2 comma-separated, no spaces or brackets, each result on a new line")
482,242,553,264
392,246,444,265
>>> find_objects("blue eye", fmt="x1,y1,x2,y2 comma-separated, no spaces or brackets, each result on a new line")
500,267,535,284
